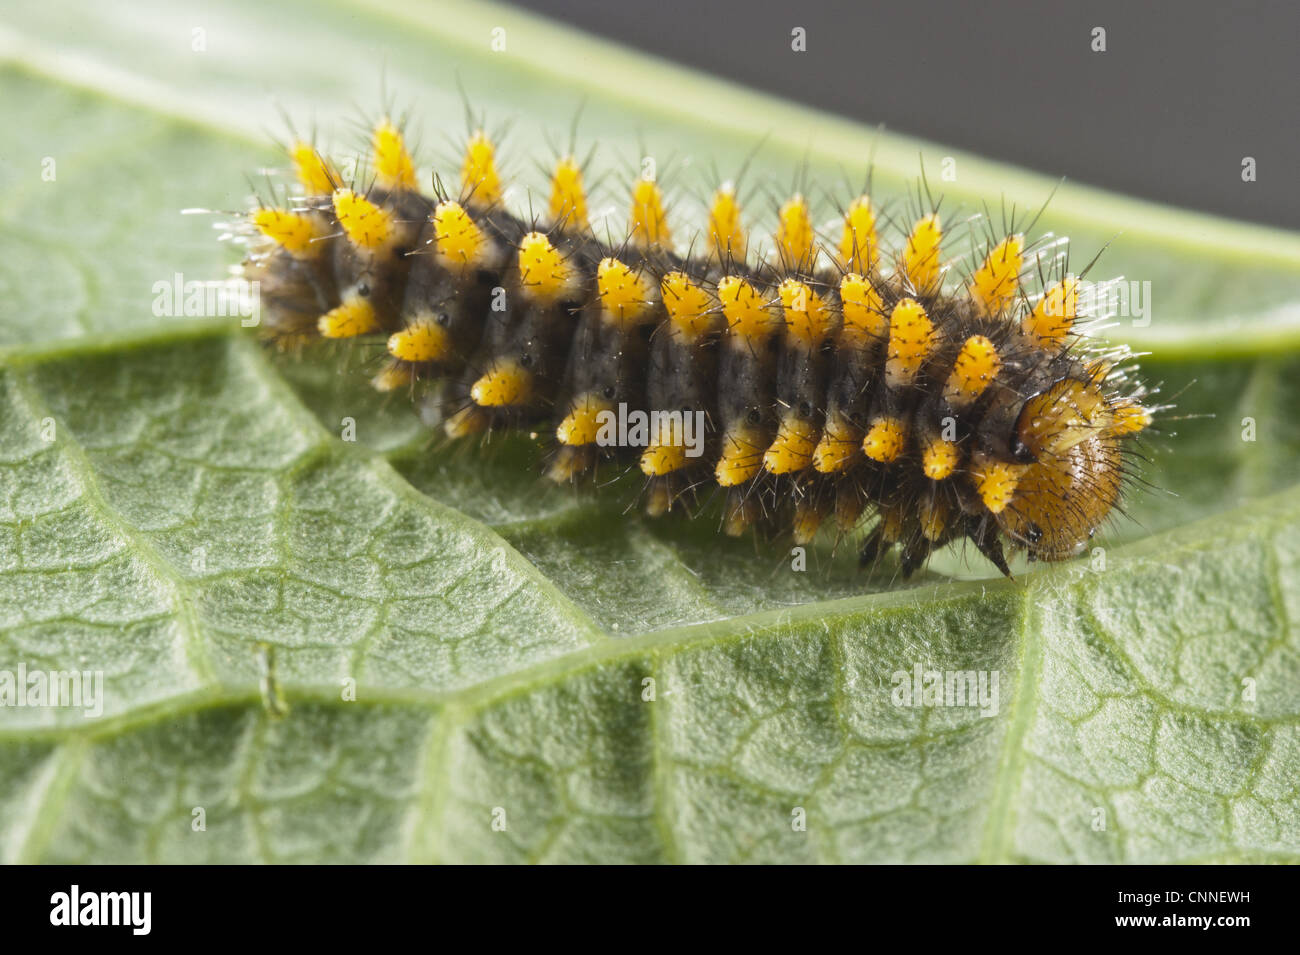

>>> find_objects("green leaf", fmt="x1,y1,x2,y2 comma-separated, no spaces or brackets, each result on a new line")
1,0,1297,863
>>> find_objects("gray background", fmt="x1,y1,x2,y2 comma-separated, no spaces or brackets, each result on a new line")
505,0,1300,230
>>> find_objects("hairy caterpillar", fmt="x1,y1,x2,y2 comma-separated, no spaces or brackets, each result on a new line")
232,114,1155,579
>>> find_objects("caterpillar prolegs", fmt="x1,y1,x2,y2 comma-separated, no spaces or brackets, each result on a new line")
236,117,1155,579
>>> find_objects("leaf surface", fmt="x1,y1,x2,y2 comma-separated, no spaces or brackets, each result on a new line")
0,0,1297,863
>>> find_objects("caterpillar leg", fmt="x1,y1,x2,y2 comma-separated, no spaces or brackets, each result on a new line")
969,519,1013,579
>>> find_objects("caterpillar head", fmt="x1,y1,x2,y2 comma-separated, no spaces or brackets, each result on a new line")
994,376,1137,560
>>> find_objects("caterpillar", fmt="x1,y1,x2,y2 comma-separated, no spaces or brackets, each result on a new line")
232,115,1155,579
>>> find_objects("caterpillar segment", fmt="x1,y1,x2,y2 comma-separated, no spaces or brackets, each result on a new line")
640,271,721,514
707,184,746,261
837,195,880,277
237,119,1155,577
324,186,429,339
969,234,1025,318
629,177,672,249
461,129,503,207
549,155,590,231
549,255,657,482
901,212,943,295
290,142,338,196
247,207,339,346
775,194,817,271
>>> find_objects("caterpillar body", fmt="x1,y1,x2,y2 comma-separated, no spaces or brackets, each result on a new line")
235,117,1155,579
